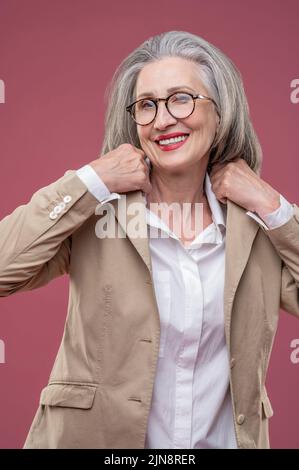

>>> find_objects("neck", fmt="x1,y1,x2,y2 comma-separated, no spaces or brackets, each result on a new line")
146,159,208,207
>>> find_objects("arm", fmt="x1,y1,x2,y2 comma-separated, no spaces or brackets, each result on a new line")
247,197,299,316
0,144,152,297
0,170,99,296
263,204,299,317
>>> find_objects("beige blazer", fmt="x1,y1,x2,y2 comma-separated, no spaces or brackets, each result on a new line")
0,170,298,449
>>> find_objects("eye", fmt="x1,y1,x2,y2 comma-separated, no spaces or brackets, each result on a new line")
140,99,155,109
171,93,191,103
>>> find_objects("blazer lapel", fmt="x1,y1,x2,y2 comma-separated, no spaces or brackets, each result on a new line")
223,199,260,348
110,190,153,274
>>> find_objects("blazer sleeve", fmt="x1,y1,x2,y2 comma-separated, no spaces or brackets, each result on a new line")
264,204,299,317
0,170,99,297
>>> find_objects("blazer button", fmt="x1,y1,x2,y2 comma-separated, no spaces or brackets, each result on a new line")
49,211,58,220
237,414,245,425
63,195,72,204
53,205,62,214
230,357,236,368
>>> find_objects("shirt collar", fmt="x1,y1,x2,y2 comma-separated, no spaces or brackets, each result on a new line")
204,172,226,229
143,171,227,243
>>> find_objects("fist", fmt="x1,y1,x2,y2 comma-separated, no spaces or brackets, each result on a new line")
90,143,152,195
210,158,280,217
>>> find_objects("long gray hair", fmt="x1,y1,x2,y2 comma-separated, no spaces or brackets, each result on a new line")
100,30,262,174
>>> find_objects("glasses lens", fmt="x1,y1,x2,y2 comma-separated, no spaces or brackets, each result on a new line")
168,93,193,119
131,93,194,125
133,99,156,125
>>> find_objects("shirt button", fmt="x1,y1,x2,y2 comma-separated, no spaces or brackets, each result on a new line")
59,202,66,210
63,195,72,203
230,357,236,368
53,205,62,214
237,414,245,425
49,211,58,220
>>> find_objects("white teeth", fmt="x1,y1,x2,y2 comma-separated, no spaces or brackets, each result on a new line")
158,135,188,145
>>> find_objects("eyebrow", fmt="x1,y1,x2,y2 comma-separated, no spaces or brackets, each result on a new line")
136,85,195,100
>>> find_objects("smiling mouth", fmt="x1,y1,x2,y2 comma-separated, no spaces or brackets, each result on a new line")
155,134,190,151
155,133,189,146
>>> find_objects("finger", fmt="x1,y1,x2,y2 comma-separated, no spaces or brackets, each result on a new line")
142,164,152,192
210,179,226,203
210,163,224,178
218,197,227,204
134,147,146,159
141,178,152,194
210,170,223,186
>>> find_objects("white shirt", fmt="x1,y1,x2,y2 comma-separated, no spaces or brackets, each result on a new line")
76,164,294,448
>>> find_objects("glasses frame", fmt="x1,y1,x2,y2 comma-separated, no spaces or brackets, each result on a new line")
126,91,220,126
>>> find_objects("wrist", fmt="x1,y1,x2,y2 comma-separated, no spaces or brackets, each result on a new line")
255,192,280,219
90,159,115,193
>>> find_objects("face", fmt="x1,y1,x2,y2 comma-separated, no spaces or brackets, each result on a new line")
135,56,219,173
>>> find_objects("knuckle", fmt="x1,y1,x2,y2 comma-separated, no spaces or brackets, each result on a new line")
223,178,230,189
121,143,134,151
136,150,145,160
140,172,147,182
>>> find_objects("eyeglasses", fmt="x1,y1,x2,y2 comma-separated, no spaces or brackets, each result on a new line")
126,91,219,126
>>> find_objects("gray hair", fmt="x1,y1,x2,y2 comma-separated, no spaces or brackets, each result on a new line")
100,30,262,174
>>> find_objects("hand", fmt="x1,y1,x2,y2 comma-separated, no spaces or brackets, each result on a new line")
90,143,152,194
209,158,280,218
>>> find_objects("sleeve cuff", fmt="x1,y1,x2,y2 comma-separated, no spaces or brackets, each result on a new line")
246,194,294,230
76,164,121,204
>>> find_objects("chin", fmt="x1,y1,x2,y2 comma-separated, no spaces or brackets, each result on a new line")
159,156,194,172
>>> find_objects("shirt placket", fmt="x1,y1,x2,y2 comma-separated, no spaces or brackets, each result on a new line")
173,244,204,449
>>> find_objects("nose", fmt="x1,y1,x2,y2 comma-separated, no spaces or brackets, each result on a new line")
153,100,177,129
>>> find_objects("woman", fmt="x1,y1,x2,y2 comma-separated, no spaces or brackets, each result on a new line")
0,30,298,449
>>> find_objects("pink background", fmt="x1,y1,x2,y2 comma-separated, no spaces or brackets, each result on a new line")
0,0,298,448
